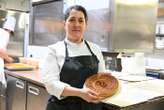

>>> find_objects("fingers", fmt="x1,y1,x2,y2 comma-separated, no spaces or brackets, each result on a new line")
88,89,99,97
80,88,102,103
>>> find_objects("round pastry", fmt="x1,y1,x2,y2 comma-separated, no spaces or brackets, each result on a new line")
85,73,119,98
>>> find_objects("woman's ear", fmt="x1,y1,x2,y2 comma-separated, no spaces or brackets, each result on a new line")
63,21,66,29
63,21,66,26
84,22,88,31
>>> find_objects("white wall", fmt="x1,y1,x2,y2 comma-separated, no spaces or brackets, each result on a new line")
27,45,49,59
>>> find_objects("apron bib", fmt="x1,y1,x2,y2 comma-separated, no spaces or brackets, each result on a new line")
46,40,103,110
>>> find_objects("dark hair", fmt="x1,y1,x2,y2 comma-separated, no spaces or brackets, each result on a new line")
64,5,88,23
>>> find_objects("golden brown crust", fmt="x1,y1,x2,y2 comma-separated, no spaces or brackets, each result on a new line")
85,73,119,98
4,63,34,70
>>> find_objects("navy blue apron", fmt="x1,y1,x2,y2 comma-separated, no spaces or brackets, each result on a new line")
46,40,103,110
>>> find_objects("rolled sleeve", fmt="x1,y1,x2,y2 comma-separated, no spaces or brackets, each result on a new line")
45,80,70,99
40,47,70,99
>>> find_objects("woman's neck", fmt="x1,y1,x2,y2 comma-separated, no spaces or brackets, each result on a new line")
67,37,83,44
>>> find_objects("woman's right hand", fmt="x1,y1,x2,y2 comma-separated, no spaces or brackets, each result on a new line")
78,87,101,103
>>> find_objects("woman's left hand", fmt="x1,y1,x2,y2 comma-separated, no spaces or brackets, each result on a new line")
78,87,102,103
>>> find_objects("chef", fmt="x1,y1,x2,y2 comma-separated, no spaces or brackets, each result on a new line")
0,16,16,88
41,5,106,110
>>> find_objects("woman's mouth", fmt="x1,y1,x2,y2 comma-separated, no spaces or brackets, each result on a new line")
72,29,81,32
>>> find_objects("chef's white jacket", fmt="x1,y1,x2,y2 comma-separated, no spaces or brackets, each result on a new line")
41,38,106,99
0,28,10,87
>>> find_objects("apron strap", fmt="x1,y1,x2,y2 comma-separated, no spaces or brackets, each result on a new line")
84,40,95,56
64,41,69,58
84,40,99,63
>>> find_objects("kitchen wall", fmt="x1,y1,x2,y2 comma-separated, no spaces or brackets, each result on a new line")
1,0,164,69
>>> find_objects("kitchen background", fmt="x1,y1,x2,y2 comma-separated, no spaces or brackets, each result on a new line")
0,0,164,70
1,1,164,110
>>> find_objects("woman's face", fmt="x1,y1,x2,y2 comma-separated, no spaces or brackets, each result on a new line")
64,9,87,43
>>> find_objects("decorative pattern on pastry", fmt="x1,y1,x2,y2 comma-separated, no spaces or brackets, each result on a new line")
85,73,119,98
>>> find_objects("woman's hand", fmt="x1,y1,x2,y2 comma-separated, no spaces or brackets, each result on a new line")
78,87,101,103
62,86,103,103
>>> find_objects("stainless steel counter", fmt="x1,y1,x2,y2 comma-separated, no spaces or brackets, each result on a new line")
5,69,43,87
4,70,164,110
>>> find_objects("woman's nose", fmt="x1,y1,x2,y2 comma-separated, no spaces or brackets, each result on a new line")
74,20,80,25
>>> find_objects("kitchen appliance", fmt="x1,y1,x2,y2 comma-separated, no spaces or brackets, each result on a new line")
112,0,158,52
29,0,64,46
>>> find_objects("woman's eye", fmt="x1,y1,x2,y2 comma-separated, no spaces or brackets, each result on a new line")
79,19,84,23
68,18,84,23
69,19,76,22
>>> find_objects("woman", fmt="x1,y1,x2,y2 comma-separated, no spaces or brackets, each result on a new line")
41,5,106,110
